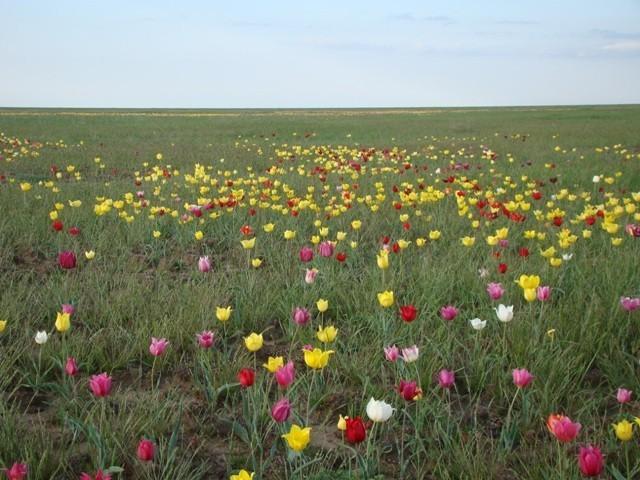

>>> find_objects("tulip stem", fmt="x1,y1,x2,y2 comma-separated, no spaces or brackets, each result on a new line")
306,371,316,424
150,357,157,392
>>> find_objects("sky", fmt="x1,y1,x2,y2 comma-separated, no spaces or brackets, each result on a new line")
1,0,639,108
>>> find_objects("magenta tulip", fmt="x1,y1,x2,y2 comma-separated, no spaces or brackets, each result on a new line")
149,337,169,356
438,369,455,389
271,397,292,423
275,361,295,388
198,256,212,272
299,246,314,262
512,368,534,388
196,330,215,349
440,305,459,321
89,372,112,397
486,282,505,300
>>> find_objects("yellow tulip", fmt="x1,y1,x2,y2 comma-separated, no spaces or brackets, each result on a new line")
0,320,7,333
263,356,284,373
84,250,96,260
20,182,32,192
613,420,634,441
377,290,394,308
540,246,556,258
311,235,320,245
517,274,540,290
376,250,389,269
55,312,71,333
282,424,311,452
461,236,475,247
303,348,334,369
216,306,232,322
263,223,275,233
240,238,256,249
429,230,441,240
351,220,362,230
397,239,410,249
416,238,426,247
153,230,161,238
337,415,348,431
549,257,562,267
251,258,263,268
317,325,338,343
316,298,329,313
336,231,346,241
230,470,254,480
284,230,296,240
523,288,537,302
244,332,264,352
195,231,204,240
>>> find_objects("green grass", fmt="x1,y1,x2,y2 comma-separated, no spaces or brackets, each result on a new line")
0,106,639,479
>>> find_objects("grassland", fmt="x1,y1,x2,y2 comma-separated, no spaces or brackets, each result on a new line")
0,106,639,479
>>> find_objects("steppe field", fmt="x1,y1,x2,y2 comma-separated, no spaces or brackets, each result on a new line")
1,106,639,479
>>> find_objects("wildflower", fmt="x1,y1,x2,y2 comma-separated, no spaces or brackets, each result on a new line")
304,268,318,284
244,333,263,352
537,286,551,301
316,298,329,312
440,305,458,321
376,250,389,269
399,304,417,322
612,419,633,441
65,357,79,376
55,312,71,332
401,345,419,363
149,337,169,356
620,296,640,312
377,291,394,308
469,318,487,330
316,325,338,343
198,256,212,272
237,368,255,388
495,304,514,322
438,369,455,389
512,368,534,388
282,424,311,452
345,417,367,444
397,380,422,401
275,361,295,388
616,388,632,404
577,445,604,477
271,398,292,423
216,306,232,322
303,348,334,369
34,331,48,345
230,470,254,480
5,462,28,480
366,398,394,422
292,307,310,326
58,251,77,269
486,283,505,300
196,330,215,348
137,438,155,462
547,414,581,442
89,373,112,397
299,247,314,262
84,250,95,260
263,356,284,373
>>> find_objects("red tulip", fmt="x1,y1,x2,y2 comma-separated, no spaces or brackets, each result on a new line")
578,445,604,477
238,368,255,388
52,220,64,231
68,226,81,236
397,380,422,401
5,462,28,480
498,263,507,274
336,252,347,262
58,251,77,269
299,246,314,262
399,304,417,322
80,470,112,480
345,417,366,444
518,247,529,257
137,438,155,462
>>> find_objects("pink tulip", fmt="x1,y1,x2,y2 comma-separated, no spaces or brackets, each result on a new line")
304,268,318,284
616,388,632,404
196,330,215,349
620,296,640,312
440,305,459,321
498,239,509,248
512,368,534,388
547,414,581,442
5,462,28,480
537,286,551,301
625,223,640,237
271,397,292,423
292,307,310,326
299,246,314,262
438,369,455,389
80,471,112,480
65,357,79,376
486,282,505,300
137,438,155,462
198,256,212,272
149,337,169,356
578,445,604,477
89,373,112,397
275,361,295,388
384,345,400,362
61,303,75,315
318,241,334,257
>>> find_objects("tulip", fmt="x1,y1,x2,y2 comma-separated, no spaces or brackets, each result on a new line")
547,414,581,442
438,369,455,389
230,470,255,480
316,325,338,343
196,330,215,349
137,438,155,462
495,304,514,322
486,282,505,300
65,357,79,376
440,305,458,321
318,241,334,257
275,361,295,388
337,415,348,431
384,345,400,362
401,345,419,363
55,312,71,332
616,388,632,404
577,445,604,477
244,332,263,352
237,368,255,388
517,274,540,290
34,331,48,345
240,238,255,249
620,296,640,312
345,417,367,444
377,290,394,308
397,380,422,401
399,304,417,322
612,419,633,441
303,348,334,369
216,306,232,322
304,268,318,284
149,337,169,356
292,307,310,326
61,303,75,315
282,424,311,452
512,368,534,388
523,288,537,302
536,286,551,301
271,398,292,423
0,320,6,333
299,246,314,262
376,250,389,269
84,250,95,260
198,256,212,272
469,318,487,330
5,462,28,480
58,250,77,269
316,298,329,312
366,397,394,422
89,372,112,397
263,356,284,373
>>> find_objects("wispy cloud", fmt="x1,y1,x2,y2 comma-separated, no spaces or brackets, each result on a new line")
602,40,640,52
590,29,640,40
389,13,454,24
494,19,539,26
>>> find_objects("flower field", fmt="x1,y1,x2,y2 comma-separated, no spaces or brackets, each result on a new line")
1,106,639,479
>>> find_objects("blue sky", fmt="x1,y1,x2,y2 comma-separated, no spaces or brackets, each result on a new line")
1,0,639,107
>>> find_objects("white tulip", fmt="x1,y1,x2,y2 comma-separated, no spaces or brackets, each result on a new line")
562,253,573,261
366,397,394,422
495,304,514,322
401,345,419,363
35,331,48,345
592,175,601,183
478,267,489,279
469,318,487,330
